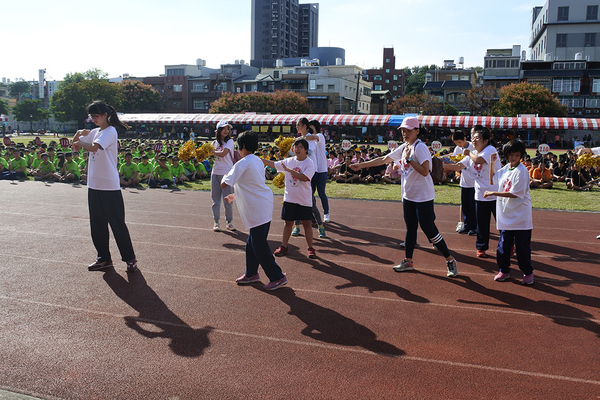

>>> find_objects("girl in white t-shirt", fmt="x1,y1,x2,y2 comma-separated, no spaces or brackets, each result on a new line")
262,138,317,259
484,140,534,285
72,101,138,273
211,121,236,232
350,117,458,278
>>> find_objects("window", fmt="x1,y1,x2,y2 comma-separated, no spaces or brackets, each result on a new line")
274,71,280,79
556,33,567,47
553,78,581,93
374,84,382,91
385,69,390,73
554,62,586,70
316,84,323,90
452,75,458,81
393,86,397,91
385,58,390,63
193,100,208,109
328,84,335,91
586,98,600,107
587,5,598,20
557,6,569,21
561,98,584,108
167,69,184,76
586,33,596,47
393,75,397,81
460,76,469,81
385,79,389,84
192,83,207,92
173,84,182,92
593,79,600,93
172,101,182,109
373,75,382,81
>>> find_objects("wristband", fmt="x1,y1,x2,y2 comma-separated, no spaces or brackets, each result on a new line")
406,157,412,163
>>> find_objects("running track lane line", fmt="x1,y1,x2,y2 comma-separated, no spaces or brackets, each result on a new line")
0,293,598,387
0,253,598,325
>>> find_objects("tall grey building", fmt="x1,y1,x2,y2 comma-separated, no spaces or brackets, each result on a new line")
299,3,319,58
530,0,600,61
251,0,319,68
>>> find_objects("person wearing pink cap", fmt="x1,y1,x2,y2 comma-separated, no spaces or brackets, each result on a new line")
211,121,236,232
350,116,458,278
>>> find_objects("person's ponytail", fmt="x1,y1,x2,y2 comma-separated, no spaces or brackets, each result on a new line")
106,104,130,130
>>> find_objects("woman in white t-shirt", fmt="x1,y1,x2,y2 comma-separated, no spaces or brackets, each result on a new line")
72,101,138,273
351,117,458,278
211,121,236,232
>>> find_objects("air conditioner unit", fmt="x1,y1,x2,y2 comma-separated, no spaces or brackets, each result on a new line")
569,108,574,113
595,110,600,113
575,111,583,115
586,109,591,113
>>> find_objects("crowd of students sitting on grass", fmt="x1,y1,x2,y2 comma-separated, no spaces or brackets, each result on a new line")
1,135,599,192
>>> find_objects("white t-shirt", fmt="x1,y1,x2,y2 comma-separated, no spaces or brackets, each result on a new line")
591,147,600,156
275,156,315,207
452,141,475,188
493,163,533,230
387,140,435,202
81,126,120,191
211,139,235,175
221,154,273,230
460,145,501,201
307,133,328,173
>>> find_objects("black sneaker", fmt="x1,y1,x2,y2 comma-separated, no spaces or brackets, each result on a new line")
126,259,139,273
88,259,113,271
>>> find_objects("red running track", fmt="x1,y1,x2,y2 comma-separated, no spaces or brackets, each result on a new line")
0,181,598,399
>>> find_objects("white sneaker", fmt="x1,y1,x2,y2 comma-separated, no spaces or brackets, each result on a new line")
597,234,600,239
226,221,236,231
455,222,464,232
213,222,221,232
324,213,331,223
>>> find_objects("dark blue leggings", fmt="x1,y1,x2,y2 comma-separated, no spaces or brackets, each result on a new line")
497,230,533,275
403,199,450,259
475,200,497,251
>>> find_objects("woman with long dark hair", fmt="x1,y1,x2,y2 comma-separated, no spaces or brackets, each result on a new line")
72,101,138,272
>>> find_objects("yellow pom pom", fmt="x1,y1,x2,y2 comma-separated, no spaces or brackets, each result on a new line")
272,172,285,188
577,153,600,168
449,154,466,163
274,135,295,159
195,143,215,162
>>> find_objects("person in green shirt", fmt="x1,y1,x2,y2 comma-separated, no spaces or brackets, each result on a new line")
137,155,153,182
182,158,198,181
0,149,27,180
170,156,188,183
151,154,173,188
193,158,208,179
29,150,43,172
119,152,140,187
0,151,9,173
32,153,57,181
57,152,80,183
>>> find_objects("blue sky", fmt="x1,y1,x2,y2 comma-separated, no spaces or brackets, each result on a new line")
2,0,534,82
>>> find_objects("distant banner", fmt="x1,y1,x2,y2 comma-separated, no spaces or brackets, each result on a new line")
260,126,269,132
282,126,291,133
272,126,281,133
252,126,261,132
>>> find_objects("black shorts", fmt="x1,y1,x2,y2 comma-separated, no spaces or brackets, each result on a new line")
281,201,313,221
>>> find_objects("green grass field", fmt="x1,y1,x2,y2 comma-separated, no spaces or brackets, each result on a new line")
6,136,598,212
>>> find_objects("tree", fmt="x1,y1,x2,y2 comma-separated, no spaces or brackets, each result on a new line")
209,90,313,114
9,80,32,99
51,78,123,127
116,80,162,113
466,86,500,116
0,99,8,116
388,93,443,115
494,82,568,117
11,99,50,132
403,65,438,95
444,102,458,116
58,69,109,90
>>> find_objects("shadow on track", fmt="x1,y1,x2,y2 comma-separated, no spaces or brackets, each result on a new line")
103,270,213,357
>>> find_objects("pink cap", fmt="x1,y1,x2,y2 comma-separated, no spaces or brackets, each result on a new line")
400,116,420,130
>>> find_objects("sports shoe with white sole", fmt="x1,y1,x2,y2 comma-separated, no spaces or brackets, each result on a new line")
446,259,458,277
393,259,414,272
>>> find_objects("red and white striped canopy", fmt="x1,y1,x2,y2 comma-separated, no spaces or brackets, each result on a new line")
117,113,600,131
0,115,8,122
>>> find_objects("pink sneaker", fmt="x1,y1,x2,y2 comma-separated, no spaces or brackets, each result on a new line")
263,273,287,290
236,273,261,284
274,245,288,257
494,271,510,282
522,273,534,285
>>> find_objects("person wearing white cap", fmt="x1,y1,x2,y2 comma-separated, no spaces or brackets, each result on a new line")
350,116,458,278
211,121,236,232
